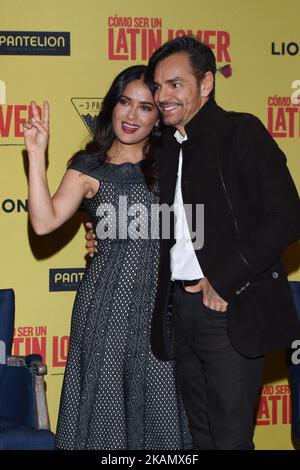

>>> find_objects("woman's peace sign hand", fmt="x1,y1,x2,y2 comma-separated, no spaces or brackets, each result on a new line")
23,100,50,155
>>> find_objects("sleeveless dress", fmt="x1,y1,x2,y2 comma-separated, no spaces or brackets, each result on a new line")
55,154,191,450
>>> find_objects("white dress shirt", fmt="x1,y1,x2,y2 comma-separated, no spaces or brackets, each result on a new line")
170,130,204,281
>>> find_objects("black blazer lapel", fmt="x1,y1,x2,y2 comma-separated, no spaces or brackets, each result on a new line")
158,130,180,206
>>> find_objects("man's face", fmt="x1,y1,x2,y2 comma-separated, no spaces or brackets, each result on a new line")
153,52,211,134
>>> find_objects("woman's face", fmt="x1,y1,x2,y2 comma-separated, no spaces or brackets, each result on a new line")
112,79,158,146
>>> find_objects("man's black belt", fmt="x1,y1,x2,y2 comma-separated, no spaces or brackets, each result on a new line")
176,279,201,288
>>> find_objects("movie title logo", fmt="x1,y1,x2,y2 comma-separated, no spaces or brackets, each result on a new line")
107,16,231,64
71,98,103,136
108,16,162,60
12,325,70,368
0,31,70,55
49,268,85,291
267,94,300,138
256,384,291,426
13,325,47,362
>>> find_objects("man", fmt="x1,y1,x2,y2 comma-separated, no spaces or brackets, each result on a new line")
86,36,300,449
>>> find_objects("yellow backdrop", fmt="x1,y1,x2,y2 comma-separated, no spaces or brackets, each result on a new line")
1,0,300,450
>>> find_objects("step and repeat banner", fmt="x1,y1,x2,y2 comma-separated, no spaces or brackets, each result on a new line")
1,0,300,449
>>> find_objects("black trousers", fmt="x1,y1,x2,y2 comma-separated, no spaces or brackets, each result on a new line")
173,282,264,450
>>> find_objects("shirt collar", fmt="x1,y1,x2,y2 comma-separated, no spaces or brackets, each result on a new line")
174,130,188,144
168,98,219,144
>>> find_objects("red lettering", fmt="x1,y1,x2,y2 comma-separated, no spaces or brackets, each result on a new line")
0,104,41,139
52,336,69,367
116,28,129,55
108,28,128,60
12,336,46,362
282,394,292,424
17,326,34,337
269,395,281,425
127,29,139,60
134,17,149,28
275,107,287,132
12,337,24,356
257,396,271,425
14,105,27,137
29,337,46,362
141,29,147,60
0,105,13,137
217,31,231,62
151,18,162,28
285,107,298,137
267,107,287,137
35,326,47,336
275,384,290,394
108,27,162,60
173,29,188,39
167,29,174,40
196,31,203,42
167,29,231,63
148,29,162,57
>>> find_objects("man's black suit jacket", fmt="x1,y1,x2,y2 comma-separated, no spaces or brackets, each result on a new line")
151,98,300,360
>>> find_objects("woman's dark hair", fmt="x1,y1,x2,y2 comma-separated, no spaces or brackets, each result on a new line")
69,65,161,189
146,36,216,99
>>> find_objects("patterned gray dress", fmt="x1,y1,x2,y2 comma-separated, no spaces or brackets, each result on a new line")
55,154,191,450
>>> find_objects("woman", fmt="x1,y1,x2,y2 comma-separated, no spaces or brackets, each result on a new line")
23,65,191,450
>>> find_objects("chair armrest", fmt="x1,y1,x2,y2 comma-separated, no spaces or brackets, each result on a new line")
6,355,27,367
3,355,51,431
7,353,43,368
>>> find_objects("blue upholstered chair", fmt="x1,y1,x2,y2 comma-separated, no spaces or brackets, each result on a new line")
288,281,300,439
0,288,55,449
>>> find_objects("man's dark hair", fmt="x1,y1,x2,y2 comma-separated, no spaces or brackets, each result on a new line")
146,36,216,99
